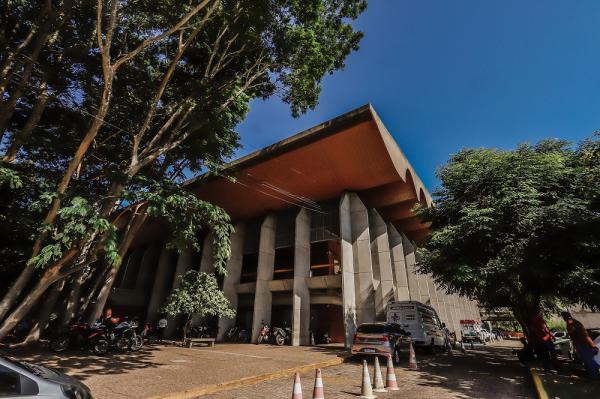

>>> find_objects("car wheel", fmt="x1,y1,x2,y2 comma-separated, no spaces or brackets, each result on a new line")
93,339,109,355
51,336,69,352
275,334,285,346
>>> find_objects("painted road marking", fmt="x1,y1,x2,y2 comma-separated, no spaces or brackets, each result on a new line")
192,349,270,359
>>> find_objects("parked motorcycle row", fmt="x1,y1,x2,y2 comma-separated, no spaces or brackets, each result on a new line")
256,321,292,346
50,316,150,355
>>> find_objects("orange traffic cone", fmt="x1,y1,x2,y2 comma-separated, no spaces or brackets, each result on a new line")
385,354,399,390
372,357,387,393
359,359,376,399
292,372,303,399
408,339,418,370
312,368,325,399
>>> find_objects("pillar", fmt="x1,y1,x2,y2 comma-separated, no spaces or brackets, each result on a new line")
369,209,394,319
388,224,410,301
146,246,176,323
350,193,376,325
251,214,276,343
218,223,245,341
450,294,462,336
135,243,161,291
340,193,357,348
164,249,194,337
426,275,439,311
199,233,214,273
401,233,419,301
292,208,310,346
443,293,456,332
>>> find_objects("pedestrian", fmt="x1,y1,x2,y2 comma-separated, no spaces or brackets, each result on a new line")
529,312,561,373
561,311,600,379
157,315,168,342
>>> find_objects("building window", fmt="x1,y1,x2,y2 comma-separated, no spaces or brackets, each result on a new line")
310,201,339,242
309,240,341,277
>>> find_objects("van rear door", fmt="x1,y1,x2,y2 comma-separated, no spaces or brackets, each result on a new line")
387,303,422,340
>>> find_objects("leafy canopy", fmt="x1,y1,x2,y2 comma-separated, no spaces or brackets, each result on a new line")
162,271,235,319
417,138,600,321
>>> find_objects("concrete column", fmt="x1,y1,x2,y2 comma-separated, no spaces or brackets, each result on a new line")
199,233,214,273
251,214,276,343
426,275,439,311
218,223,245,341
191,233,215,325
340,193,357,348
401,233,419,301
146,246,176,323
450,294,462,336
350,193,376,325
388,224,410,301
369,209,395,319
164,249,194,337
443,293,456,332
292,208,310,346
120,247,144,288
135,243,161,291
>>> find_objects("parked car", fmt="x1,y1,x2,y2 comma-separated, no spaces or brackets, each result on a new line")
0,353,92,398
386,300,447,349
351,323,410,364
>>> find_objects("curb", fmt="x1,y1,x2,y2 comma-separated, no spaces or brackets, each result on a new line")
529,368,550,399
146,355,348,399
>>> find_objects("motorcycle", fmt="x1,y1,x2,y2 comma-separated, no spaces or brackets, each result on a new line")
257,322,271,344
224,326,250,343
189,325,217,338
272,325,291,346
50,318,94,352
140,322,159,344
90,319,143,355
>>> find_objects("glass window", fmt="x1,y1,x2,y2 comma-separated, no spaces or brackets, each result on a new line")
0,364,38,396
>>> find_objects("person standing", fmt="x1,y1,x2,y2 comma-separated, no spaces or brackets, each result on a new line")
157,315,168,342
530,312,560,372
561,312,600,379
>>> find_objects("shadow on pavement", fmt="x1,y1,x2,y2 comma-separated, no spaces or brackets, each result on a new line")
2,344,162,381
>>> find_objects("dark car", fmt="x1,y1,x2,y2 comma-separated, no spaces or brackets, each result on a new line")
0,353,92,398
351,322,410,365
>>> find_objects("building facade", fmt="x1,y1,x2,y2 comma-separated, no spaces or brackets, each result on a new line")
108,105,481,346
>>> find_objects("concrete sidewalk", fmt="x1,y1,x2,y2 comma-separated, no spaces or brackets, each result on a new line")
5,343,346,398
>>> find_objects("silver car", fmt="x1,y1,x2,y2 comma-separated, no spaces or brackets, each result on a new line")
0,353,92,398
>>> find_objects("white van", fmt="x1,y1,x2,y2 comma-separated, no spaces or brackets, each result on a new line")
386,300,446,349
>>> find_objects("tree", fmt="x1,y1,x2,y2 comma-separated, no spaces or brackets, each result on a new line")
162,270,235,342
416,138,600,341
0,0,367,341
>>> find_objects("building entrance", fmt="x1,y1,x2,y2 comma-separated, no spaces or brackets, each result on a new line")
310,304,344,344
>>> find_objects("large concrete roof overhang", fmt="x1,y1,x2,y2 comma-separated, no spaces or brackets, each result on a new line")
185,104,432,242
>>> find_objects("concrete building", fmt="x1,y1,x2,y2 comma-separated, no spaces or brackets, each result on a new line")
108,105,480,346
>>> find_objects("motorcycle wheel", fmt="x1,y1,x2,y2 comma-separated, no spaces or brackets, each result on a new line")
50,336,69,352
257,335,264,344
92,339,109,355
116,337,129,352
275,334,285,346
130,335,143,351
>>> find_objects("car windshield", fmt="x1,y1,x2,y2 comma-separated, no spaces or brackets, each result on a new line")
357,324,385,334
1,353,55,380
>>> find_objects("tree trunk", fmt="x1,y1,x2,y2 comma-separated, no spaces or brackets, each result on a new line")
80,266,109,317
59,271,84,329
3,80,49,162
86,205,148,324
21,280,66,344
0,248,77,340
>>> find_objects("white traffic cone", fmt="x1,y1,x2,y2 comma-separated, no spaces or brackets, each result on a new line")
408,339,418,370
312,368,325,399
385,354,399,391
359,359,376,399
292,372,303,399
372,357,387,393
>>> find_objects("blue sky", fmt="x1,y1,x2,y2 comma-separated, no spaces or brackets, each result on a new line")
235,1,600,190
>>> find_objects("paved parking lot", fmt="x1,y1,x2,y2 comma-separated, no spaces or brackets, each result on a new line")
4,343,345,399
4,341,533,399
204,342,533,399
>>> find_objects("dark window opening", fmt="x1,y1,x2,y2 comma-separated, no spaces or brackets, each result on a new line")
310,240,341,277
273,246,294,280
240,252,258,283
